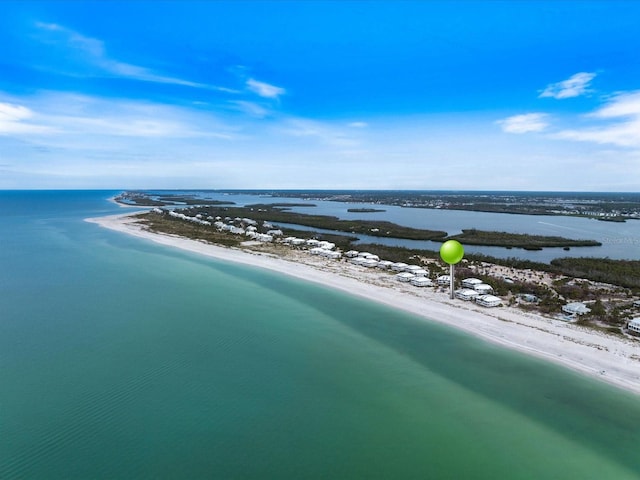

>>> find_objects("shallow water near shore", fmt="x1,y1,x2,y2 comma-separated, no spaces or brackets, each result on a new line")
2,191,640,479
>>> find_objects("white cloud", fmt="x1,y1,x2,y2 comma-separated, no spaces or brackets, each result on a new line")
348,122,368,128
34,22,233,91
229,100,270,118
496,113,549,133
539,72,596,99
591,90,640,118
0,102,55,135
246,78,285,99
554,91,640,147
278,118,361,148
0,92,238,141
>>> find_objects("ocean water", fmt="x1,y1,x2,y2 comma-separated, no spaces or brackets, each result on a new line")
1,191,640,479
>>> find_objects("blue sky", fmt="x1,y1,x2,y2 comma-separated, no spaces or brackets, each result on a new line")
1,1,640,190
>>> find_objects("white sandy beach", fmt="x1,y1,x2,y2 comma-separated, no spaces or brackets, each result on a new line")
86,212,640,396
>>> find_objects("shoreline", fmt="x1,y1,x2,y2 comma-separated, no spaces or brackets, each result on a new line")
86,211,640,396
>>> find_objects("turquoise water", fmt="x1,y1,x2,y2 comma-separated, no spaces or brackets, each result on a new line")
2,191,640,479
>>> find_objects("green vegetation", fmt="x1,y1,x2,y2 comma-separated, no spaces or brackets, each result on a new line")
269,203,317,208
550,257,640,289
157,198,235,206
195,204,448,241
271,190,640,220
446,229,601,248
115,192,234,207
137,213,242,247
115,194,165,206
347,208,386,213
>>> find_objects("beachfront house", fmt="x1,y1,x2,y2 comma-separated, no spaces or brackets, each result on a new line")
391,262,408,272
476,295,502,308
376,260,394,270
455,289,480,301
404,265,424,273
634,300,640,308
396,272,415,283
345,250,359,258
562,302,591,316
411,277,433,287
473,283,493,294
627,318,640,336
462,278,483,289
410,269,429,277
436,275,451,286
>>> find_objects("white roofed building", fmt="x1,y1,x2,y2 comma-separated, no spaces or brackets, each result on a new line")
562,302,591,316
473,283,494,294
455,289,480,301
411,277,433,287
476,295,502,308
462,278,483,289
376,260,393,270
396,272,415,282
411,269,429,277
404,265,423,272
436,275,451,286
627,318,640,336
391,262,408,272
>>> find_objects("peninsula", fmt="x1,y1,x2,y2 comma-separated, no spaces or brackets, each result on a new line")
87,201,640,397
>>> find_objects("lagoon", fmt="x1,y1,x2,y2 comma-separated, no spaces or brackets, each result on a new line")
146,190,640,262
